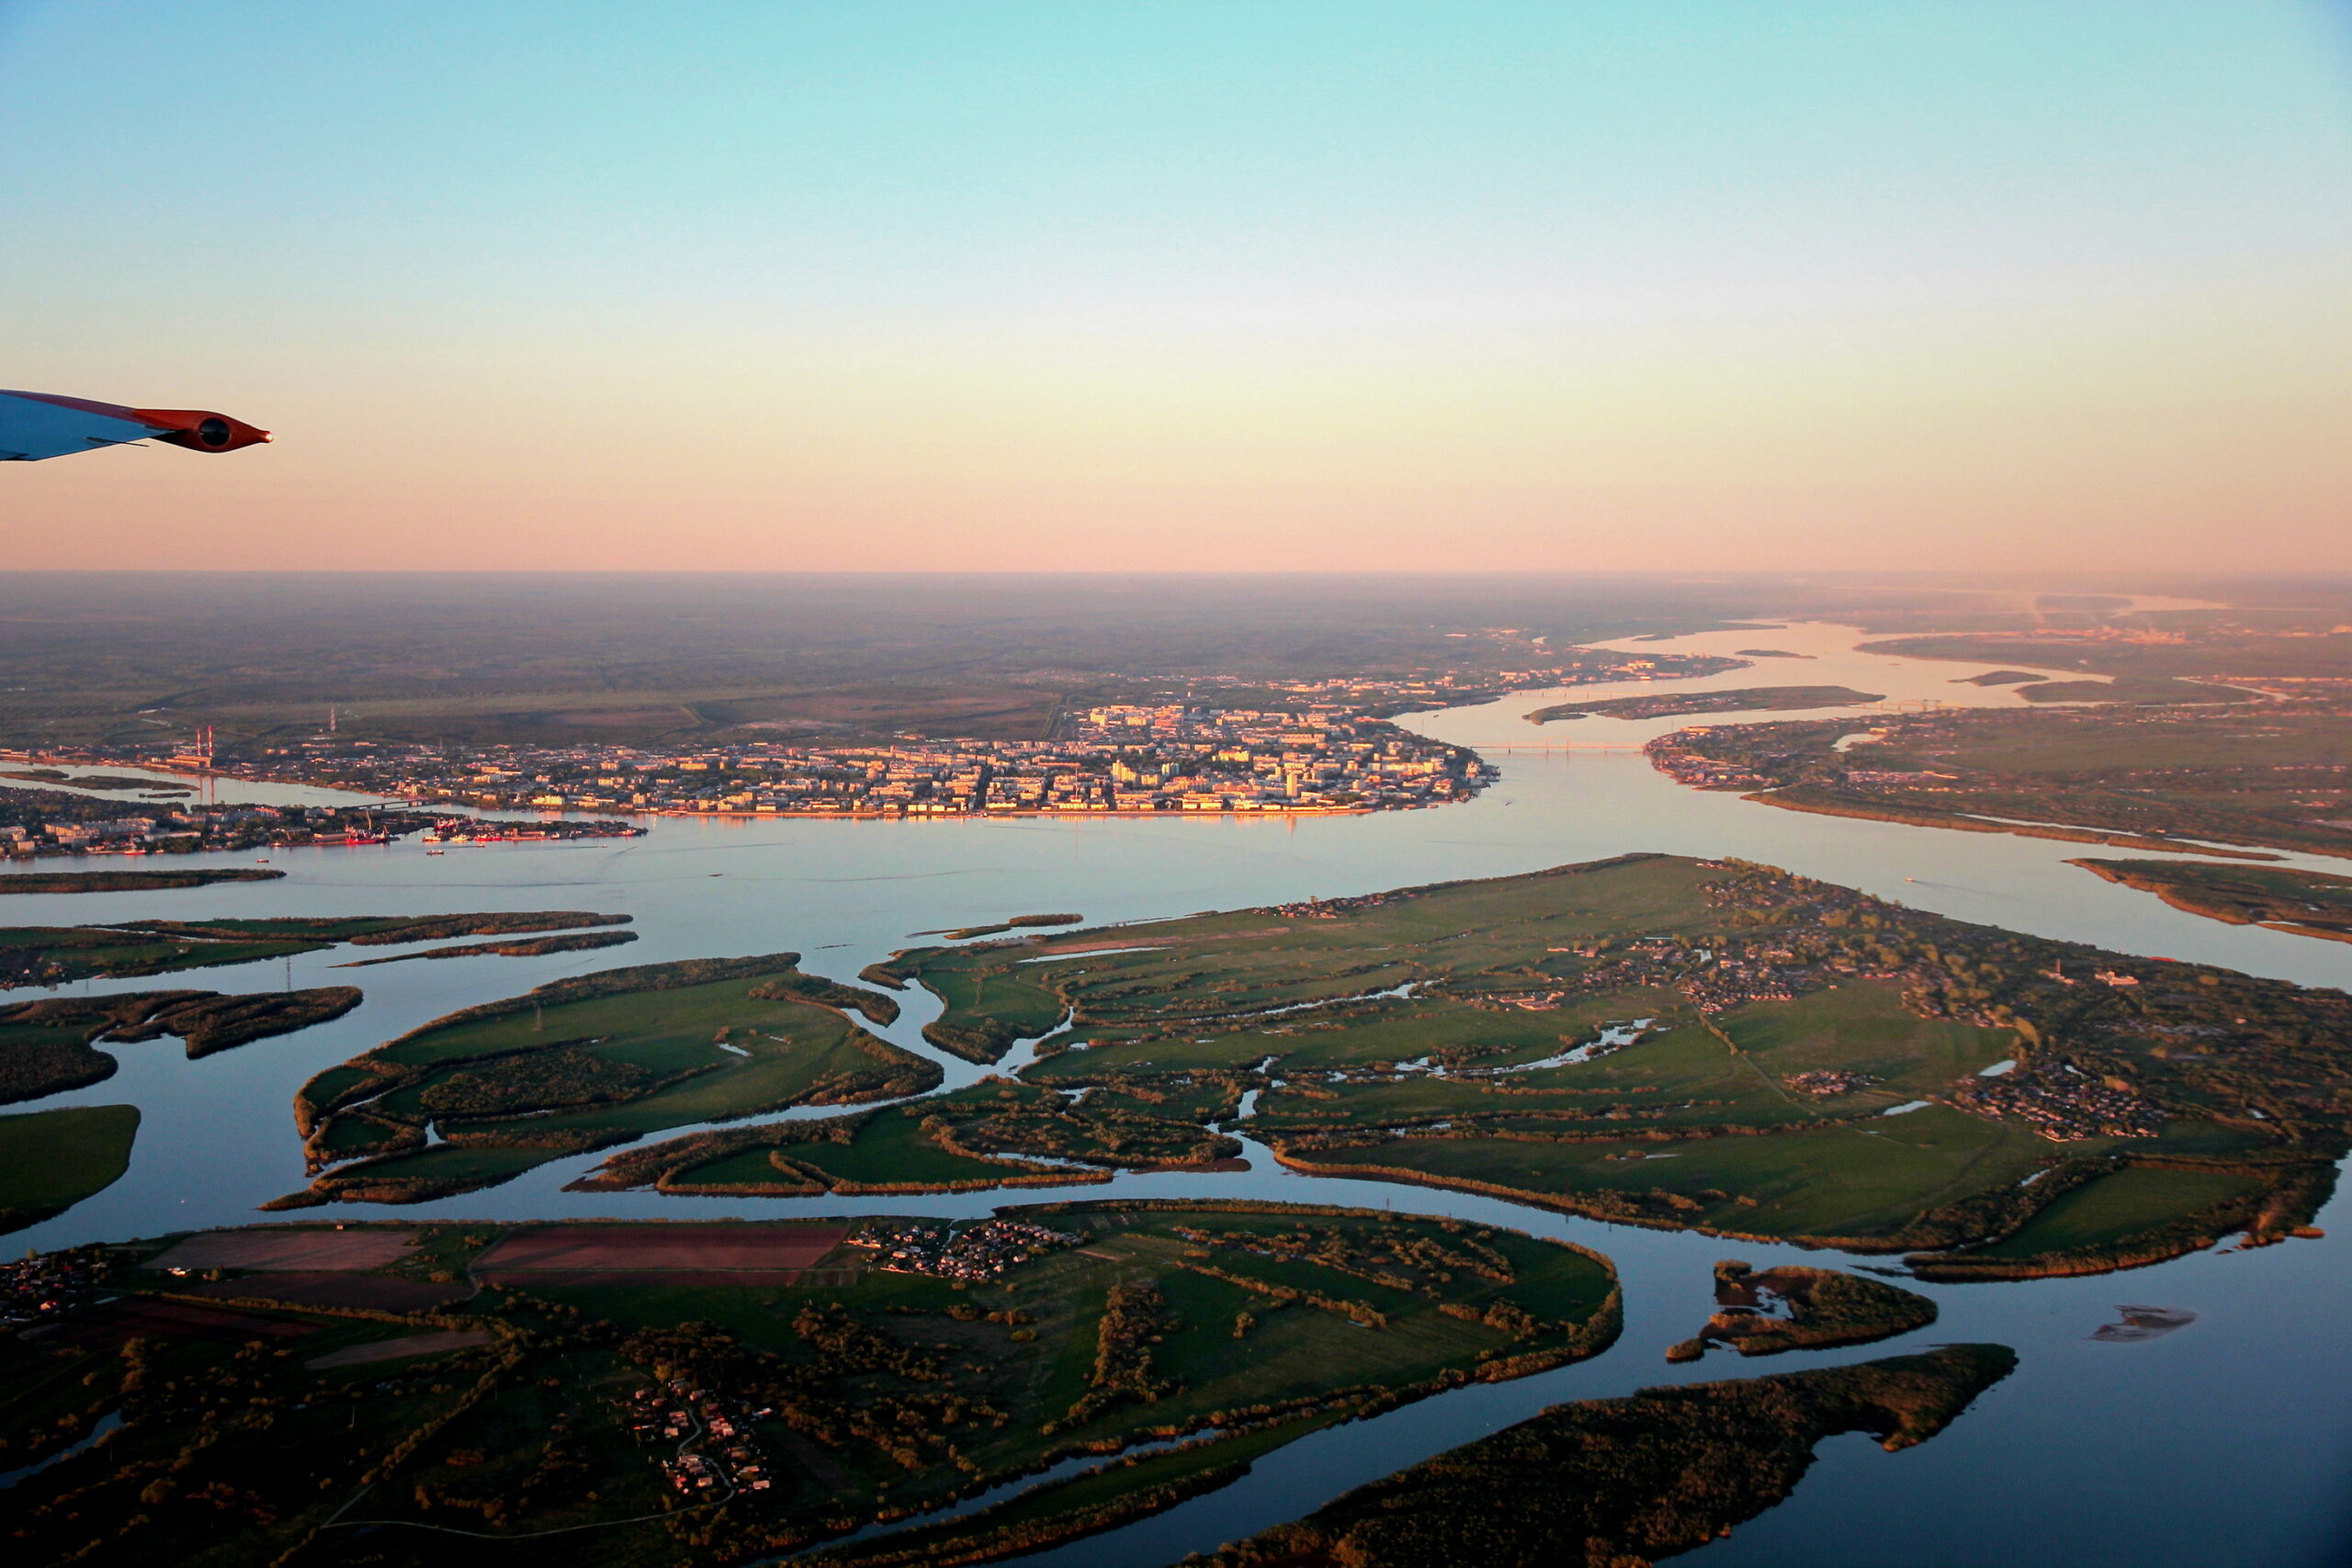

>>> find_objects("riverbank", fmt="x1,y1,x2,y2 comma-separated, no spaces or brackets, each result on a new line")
2070,859,2352,944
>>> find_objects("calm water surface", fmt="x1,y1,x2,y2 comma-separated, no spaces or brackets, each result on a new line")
5,621,2347,1566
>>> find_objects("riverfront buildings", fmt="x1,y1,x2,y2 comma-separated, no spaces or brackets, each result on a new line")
178,705,1494,819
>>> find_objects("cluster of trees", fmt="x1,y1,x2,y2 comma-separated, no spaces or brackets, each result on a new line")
1185,1346,2018,1568
1668,1262,1937,1361
416,1043,673,1116
1050,1283,1180,1432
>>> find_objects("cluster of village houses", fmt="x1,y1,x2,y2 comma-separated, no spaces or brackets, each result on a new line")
848,1218,1080,1280
625,1380,776,1495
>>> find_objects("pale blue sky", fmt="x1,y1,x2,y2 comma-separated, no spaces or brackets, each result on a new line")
5,2,2350,570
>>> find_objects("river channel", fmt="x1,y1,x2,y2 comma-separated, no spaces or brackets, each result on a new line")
5,619,2348,1566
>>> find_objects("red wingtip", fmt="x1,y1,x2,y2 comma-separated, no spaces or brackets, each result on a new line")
133,408,272,453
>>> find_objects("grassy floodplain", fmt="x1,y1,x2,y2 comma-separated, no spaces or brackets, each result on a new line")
289,955,939,1203
817,852,2352,1278
0,1103,137,1231
0,1203,1616,1567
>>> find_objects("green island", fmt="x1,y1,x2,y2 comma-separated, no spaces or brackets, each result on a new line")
286,956,937,1204
778,852,2351,1279
0,1104,139,1232
0,769,183,791
0,1204,1617,1566
334,928,642,965
1186,1344,2015,1568
0,866,286,895
2071,858,2352,944
1663,1259,1937,1362
1645,703,2352,859
914,913,1086,942
1527,685,1883,724
2018,676,2256,705
2,988,362,1104
0,908,632,986
1959,669,2050,685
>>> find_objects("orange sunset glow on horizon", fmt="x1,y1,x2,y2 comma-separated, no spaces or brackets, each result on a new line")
5,1,2350,572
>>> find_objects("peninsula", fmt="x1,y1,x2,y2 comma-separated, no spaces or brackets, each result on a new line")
2070,858,2352,943
1527,685,1883,723
1645,703,2352,860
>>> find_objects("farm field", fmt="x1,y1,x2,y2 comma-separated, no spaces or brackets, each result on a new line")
476,1222,853,1285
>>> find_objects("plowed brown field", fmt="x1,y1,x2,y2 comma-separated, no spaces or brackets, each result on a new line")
475,1222,850,1285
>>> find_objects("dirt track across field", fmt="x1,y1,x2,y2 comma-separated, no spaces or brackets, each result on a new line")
474,1223,851,1285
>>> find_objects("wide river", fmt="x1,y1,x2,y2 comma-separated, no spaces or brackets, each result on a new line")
6,620,2348,1567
